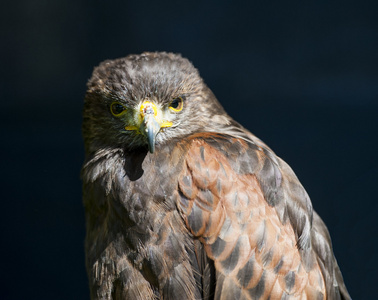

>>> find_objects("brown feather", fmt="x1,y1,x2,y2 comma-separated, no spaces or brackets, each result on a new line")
82,52,350,299
177,135,339,299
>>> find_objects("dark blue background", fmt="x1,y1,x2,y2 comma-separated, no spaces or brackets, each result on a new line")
1,0,377,299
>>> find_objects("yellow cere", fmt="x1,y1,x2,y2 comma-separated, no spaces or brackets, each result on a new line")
123,100,174,132
140,101,157,116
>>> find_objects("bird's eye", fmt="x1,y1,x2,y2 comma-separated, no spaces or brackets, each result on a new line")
169,97,184,112
110,102,127,116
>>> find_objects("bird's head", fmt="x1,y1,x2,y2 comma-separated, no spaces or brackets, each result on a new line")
83,52,229,155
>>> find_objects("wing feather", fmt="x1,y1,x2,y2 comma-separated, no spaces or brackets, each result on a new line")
177,133,349,299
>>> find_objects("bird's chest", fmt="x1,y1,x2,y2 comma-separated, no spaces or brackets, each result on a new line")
100,151,192,286
84,145,191,280
101,147,185,241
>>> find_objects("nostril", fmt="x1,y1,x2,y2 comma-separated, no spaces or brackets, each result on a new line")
144,106,155,115
140,100,158,116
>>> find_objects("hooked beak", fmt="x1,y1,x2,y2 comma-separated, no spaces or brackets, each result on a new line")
140,109,161,153
135,101,172,153
124,101,173,153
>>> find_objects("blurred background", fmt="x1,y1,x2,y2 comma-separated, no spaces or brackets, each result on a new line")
1,0,377,299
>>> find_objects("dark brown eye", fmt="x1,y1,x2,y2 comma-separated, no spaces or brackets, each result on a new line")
169,97,183,112
110,102,127,116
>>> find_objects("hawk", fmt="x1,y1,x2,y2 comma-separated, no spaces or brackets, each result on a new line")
82,52,350,299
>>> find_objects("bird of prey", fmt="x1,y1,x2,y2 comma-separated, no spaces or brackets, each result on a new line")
82,52,350,300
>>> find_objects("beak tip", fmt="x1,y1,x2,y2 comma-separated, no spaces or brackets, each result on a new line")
146,124,158,154
148,144,155,153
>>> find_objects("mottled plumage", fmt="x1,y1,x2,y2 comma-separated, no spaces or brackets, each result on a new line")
82,52,350,299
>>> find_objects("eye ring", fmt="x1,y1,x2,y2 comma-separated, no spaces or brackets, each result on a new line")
110,102,127,116
169,97,184,112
